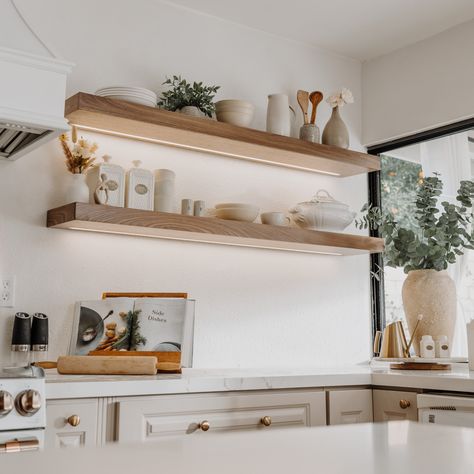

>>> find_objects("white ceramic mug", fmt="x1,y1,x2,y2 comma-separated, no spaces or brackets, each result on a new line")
261,212,290,226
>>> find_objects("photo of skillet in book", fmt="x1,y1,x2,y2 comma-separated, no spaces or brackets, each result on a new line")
69,297,195,367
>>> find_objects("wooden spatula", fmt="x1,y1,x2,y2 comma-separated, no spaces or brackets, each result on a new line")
309,91,324,124
297,90,310,124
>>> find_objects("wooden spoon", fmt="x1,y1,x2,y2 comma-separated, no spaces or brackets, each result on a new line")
309,91,324,124
297,90,310,124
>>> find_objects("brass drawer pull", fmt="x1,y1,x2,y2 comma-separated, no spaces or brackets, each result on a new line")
399,399,411,409
199,420,210,431
260,416,272,426
67,415,81,427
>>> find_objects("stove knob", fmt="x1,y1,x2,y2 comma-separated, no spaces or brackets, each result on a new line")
0,391,14,417
15,389,41,417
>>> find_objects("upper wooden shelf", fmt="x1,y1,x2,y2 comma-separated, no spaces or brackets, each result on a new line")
47,203,384,256
65,93,380,177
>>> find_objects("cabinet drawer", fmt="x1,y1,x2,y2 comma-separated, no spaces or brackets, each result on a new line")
328,389,373,425
373,389,418,422
116,390,326,443
46,398,99,448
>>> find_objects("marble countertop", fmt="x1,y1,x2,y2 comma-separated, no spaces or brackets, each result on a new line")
44,363,474,399
4,421,474,473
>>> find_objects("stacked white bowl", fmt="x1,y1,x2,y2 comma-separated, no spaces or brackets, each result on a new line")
215,100,255,127
95,86,157,107
214,203,259,222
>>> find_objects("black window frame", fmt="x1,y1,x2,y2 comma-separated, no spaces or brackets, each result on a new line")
366,118,474,350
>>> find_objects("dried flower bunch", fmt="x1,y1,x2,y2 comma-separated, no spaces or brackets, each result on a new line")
327,88,354,108
59,127,98,174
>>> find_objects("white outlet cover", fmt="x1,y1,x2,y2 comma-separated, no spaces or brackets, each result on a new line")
0,276,15,307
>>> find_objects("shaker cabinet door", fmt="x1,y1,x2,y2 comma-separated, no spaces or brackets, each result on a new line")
373,389,418,422
116,390,326,444
46,398,99,448
328,389,373,425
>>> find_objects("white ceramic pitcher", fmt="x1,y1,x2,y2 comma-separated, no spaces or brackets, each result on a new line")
266,94,295,136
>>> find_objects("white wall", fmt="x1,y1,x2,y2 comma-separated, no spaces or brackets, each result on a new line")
0,0,371,368
362,19,474,146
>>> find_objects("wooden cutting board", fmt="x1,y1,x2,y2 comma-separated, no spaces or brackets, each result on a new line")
35,356,181,375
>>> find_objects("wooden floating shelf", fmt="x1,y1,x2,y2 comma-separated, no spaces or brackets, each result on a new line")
65,93,380,177
47,203,384,256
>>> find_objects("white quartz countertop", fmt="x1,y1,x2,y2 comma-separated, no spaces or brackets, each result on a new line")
4,421,474,473
44,363,474,399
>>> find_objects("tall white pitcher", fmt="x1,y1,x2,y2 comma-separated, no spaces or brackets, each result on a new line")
266,93,294,136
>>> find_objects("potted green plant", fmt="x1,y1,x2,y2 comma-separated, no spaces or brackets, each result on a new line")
357,175,474,354
158,75,220,118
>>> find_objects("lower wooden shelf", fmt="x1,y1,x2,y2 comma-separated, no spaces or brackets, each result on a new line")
46,203,384,256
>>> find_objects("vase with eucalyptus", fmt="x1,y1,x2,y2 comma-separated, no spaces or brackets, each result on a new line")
59,127,97,203
357,175,474,354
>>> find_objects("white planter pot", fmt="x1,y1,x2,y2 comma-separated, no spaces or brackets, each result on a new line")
179,106,205,117
65,173,90,203
402,269,456,355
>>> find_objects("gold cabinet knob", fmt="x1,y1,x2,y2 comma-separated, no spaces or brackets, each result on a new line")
67,415,81,427
399,399,411,409
260,416,272,426
199,420,210,431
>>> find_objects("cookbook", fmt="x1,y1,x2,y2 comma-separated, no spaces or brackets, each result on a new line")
69,297,195,366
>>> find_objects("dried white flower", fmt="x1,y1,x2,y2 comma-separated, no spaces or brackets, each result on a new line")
326,88,354,108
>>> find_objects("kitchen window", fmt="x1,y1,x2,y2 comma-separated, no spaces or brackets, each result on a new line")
368,121,474,357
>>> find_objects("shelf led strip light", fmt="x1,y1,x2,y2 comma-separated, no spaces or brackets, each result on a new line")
70,123,342,177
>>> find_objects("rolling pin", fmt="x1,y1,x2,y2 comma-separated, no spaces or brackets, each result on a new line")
34,356,181,375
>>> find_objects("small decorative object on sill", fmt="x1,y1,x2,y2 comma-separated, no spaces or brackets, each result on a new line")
266,93,295,136
194,200,205,217
435,336,450,358
94,173,109,205
322,87,353,149
59,128,97,203
357,176,474,355
181,198,194,216
215,100,255,127
158,75,220,118
89,155,125,207
420,335,436,358
126,160,154,210
154,169,175,212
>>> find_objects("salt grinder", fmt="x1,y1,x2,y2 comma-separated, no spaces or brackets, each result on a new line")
11,312,31,366
31,312,49,362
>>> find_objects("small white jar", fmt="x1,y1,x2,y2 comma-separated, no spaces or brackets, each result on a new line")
420,335,436,358
435,336,450,358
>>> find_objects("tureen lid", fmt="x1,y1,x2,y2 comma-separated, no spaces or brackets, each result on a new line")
306,189,349,209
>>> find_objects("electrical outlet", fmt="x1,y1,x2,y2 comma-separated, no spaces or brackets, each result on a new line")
0,276,15,307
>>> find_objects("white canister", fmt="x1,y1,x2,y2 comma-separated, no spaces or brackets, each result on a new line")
154,169,175,213
126,160,154,210
435,335,450,358
420,335,435,358
266,93,294,136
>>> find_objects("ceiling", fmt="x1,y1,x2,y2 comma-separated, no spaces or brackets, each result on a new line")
166,0,474,60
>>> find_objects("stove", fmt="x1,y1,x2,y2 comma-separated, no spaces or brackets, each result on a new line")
0,365,46,453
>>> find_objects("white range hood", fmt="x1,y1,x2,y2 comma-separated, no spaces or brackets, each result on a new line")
0,46,73,160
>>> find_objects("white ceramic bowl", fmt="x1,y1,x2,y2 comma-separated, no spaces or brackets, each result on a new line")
215,100,255,127
214,206,259,222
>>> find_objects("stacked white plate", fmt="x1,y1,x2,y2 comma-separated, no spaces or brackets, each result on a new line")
95,86,157,107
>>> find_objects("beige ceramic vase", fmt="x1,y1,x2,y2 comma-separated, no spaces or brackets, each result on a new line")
402,269,456,356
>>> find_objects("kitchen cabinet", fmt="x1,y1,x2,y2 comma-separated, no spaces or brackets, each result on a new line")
115,389,326,444
373,389,418,422
328,389,373,425
45,398,101,448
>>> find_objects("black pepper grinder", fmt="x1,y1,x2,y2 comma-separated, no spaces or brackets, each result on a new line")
11,312,31,366
31,313,49,363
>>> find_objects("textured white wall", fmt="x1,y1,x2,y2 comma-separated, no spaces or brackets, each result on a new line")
0,0,371,367
362,19,474,146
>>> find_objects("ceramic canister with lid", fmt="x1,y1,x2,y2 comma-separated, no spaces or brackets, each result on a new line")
126,160,154,210
154,169,175,213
